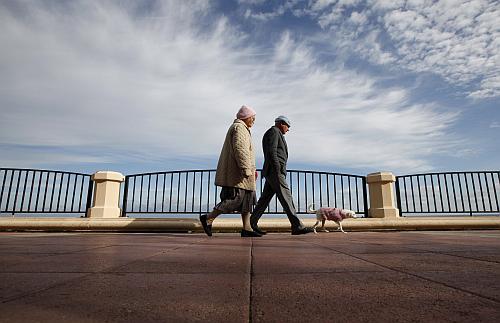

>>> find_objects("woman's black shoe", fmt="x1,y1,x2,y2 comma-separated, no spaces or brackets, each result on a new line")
199,214,212,237
241,229,262,237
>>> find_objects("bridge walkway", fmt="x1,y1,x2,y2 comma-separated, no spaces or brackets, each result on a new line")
1,230,500,322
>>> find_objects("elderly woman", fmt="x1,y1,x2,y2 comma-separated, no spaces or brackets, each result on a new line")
199,105,261,237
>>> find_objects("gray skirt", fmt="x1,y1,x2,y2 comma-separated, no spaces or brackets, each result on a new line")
214,187,256,214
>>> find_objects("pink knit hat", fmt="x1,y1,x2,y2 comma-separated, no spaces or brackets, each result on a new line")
236,105,256,120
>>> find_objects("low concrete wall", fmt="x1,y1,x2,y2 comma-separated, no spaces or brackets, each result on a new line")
1,217,499,232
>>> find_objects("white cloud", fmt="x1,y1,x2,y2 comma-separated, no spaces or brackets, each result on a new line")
238,0,266,4
310,0,337,12
243,0,300,21
0,146,114,168
349,11,367,25
0,0,461,173
244,7,285,21
303,0,500,99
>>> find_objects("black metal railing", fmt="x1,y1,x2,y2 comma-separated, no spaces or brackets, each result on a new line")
395,171,500,216
0,168,93,217
122,169,368,217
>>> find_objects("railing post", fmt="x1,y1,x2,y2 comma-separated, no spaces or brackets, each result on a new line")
85,178,94,217
362,177,369,217
121,176,129,217
366,172,400,218
395,177,403,217
88,171,124,218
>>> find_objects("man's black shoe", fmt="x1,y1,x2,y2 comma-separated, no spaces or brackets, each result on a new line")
251,225,267,235
291,227,314,235
241,229,262,237
199,214,212,237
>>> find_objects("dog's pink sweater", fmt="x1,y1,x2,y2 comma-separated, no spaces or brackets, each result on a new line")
319,208,350,221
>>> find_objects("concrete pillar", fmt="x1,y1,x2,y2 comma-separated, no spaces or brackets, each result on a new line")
88,171,124,218
366,172,399,218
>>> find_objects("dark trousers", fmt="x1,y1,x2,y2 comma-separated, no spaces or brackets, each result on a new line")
251,174,304,230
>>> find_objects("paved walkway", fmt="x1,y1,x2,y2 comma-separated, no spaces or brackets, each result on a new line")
1,230,500,322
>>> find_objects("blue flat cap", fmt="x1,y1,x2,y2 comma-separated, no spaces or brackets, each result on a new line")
275,115,291,127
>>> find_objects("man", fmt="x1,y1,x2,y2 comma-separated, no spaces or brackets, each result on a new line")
250,116,313,235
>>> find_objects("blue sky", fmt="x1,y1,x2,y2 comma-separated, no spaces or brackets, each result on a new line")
0,0,499,176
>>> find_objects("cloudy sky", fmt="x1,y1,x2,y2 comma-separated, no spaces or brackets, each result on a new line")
0,0,498,176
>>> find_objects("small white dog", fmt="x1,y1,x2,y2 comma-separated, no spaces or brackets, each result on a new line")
308,204,357,233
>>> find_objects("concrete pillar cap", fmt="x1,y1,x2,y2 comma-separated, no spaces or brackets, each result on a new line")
91,171,125,182
367,172,395,183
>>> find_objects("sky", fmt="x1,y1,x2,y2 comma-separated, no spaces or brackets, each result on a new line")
0,0,499,177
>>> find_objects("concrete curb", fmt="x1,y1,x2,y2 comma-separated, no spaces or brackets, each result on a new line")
0,216,499,232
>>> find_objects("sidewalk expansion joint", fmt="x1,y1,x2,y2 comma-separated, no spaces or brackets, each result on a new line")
248,238,254,323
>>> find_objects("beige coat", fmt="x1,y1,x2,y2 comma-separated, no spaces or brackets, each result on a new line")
215,119,256,191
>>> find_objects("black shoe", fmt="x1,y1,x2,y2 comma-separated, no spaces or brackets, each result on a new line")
291,227,314,235
199,214,212,237
251,225,267,235
241,229,262,237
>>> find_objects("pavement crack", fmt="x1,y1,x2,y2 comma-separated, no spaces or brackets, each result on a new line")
1,238,206,305
1,272,97,304
303,239,500,305
412,248,500,265
102,238,206,273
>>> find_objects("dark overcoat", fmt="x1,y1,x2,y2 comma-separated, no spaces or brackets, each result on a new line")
261,126,288,178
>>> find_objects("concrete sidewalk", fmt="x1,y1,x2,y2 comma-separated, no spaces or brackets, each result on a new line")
1,231,500,322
